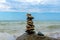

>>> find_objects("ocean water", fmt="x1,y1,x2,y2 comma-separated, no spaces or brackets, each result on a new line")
0,21,60,40
0,12,60,20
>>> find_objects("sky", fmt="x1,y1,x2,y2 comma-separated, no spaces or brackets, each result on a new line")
0,0,60,12
0,0,60,20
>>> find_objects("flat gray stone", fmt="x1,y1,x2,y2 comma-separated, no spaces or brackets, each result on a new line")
16,33,59,40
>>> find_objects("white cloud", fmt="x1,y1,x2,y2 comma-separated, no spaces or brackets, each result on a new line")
0,0,6,3
0,4,10,9
0,0,60,12
16,0,60,5
17,0,42,2
40,0,60,5
16,0,44,5
0,0,8,9
0,0,16,12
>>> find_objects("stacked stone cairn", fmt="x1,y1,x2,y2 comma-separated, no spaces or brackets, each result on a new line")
26,13,35,34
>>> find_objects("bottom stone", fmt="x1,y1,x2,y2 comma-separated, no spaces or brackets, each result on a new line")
25,30,35,34
16,33,58,40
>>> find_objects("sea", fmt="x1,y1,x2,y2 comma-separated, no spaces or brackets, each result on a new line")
0,21,60,40
0,12,60,40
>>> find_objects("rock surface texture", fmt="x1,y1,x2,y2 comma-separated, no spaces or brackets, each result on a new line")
16,33,59,40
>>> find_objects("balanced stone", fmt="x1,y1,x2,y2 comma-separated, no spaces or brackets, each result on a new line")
27,14,34,21
16,13,59,40
26,13,35,34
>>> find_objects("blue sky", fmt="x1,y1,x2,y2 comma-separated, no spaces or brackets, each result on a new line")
0,0,60,20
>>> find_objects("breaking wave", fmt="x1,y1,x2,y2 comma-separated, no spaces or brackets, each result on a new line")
0,32,16,40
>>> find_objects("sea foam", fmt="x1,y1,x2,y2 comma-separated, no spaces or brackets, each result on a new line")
0,32,16,40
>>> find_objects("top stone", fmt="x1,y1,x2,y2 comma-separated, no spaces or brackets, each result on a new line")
27,14,34,21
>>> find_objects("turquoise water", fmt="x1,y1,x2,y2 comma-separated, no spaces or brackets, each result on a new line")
0,12,60,20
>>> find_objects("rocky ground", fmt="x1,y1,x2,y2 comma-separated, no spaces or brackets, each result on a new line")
16,33,59,40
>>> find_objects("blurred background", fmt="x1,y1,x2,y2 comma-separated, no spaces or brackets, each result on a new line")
0,0,60,40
